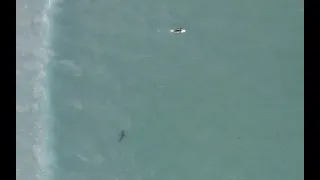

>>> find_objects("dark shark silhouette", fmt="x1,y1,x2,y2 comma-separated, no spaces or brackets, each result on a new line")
118,130,126,142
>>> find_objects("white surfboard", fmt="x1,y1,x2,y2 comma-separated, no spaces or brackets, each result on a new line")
170,29,186,34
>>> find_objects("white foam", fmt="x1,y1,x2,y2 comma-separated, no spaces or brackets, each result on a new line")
16,0,59,180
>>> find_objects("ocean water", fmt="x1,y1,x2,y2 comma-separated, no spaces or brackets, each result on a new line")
16,0,55,180
17,0,304,180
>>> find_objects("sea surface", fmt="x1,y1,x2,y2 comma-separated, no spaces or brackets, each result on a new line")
16,0,304,180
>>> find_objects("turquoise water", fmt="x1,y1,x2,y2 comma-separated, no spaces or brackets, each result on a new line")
49,0,303,179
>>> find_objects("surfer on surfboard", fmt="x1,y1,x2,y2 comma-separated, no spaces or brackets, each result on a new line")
170,28,186,34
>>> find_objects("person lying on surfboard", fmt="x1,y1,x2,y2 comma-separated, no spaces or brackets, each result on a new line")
170,28,186,34
172,28,183,33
